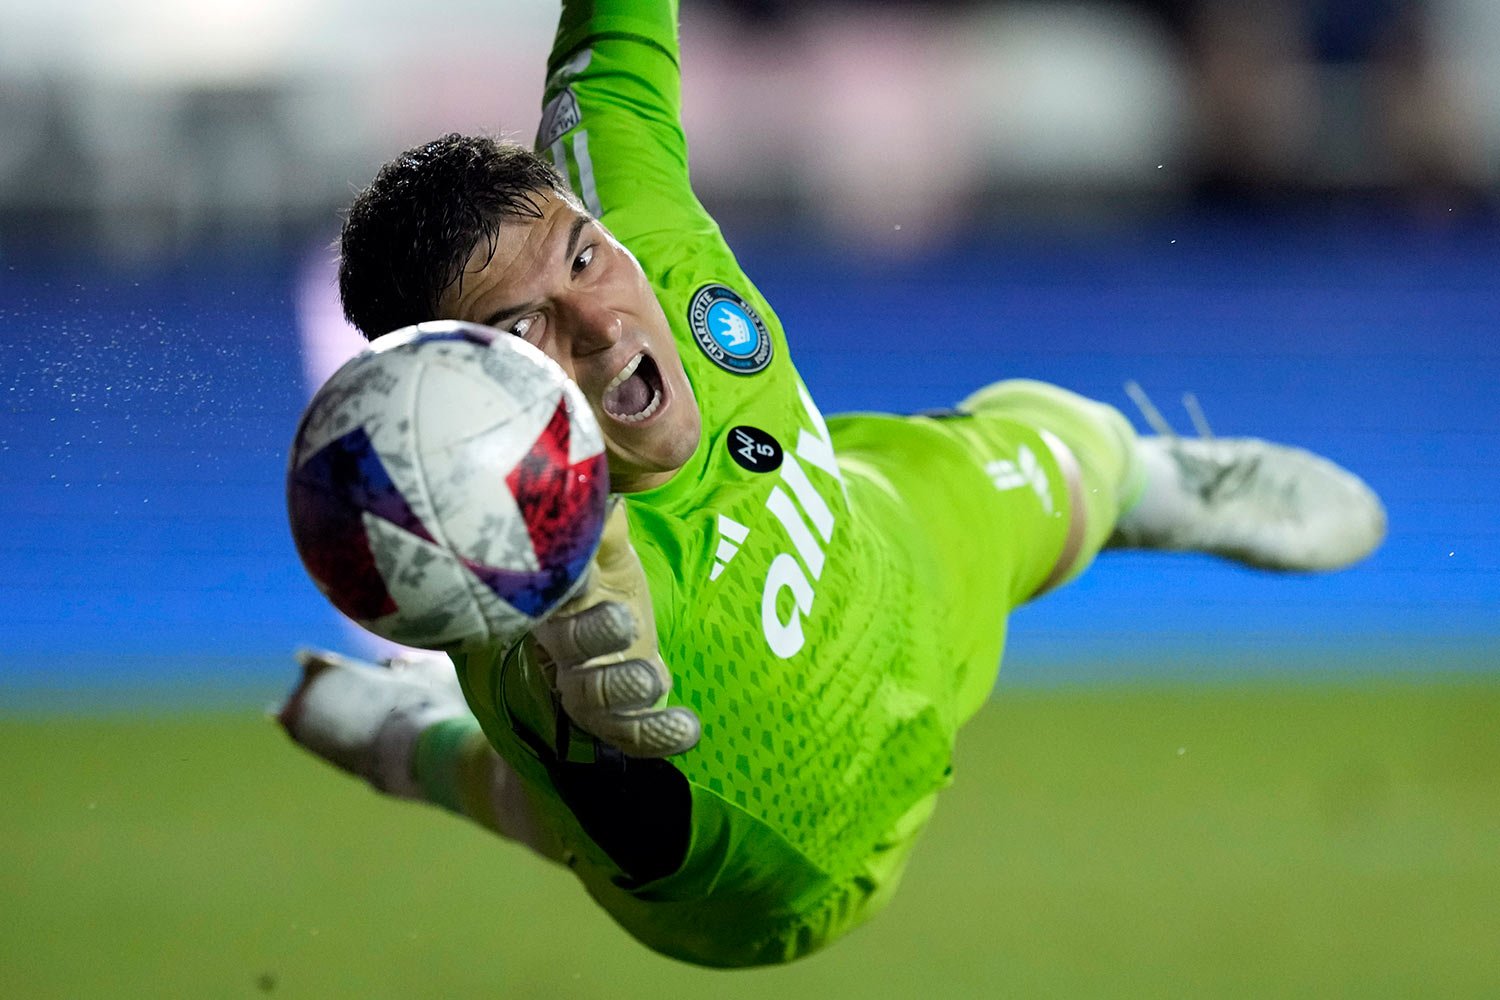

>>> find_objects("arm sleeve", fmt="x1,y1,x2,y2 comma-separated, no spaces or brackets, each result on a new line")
535,0,722,254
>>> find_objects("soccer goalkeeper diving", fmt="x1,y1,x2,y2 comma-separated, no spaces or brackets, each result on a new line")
280,0,1386,967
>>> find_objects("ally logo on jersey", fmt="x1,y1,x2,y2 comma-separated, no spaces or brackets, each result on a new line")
708,384,846,659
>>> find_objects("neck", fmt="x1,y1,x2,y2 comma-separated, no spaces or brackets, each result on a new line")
611,468,677,494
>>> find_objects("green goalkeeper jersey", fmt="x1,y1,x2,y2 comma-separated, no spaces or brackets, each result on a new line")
449,0,1075,967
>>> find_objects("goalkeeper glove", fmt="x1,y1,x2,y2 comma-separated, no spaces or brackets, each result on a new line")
531,499,701,759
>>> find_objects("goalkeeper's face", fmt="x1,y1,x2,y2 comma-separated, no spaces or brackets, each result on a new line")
439,191,702,493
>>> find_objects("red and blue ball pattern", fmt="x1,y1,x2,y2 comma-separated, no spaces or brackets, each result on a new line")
287,321,609,650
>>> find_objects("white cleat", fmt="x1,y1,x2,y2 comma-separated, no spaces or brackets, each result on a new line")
1110,385,1387,571
276,648,470,798
381,649,467,703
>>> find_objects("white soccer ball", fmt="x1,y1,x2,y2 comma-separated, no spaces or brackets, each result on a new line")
287,320,609,651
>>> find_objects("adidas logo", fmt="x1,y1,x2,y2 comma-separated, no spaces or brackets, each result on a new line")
985,444,1052,513
710,514,750,581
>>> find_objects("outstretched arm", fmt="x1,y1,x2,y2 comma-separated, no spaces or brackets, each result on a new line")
538,0,724,256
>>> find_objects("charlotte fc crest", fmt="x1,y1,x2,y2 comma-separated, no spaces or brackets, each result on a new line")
688,284,772,375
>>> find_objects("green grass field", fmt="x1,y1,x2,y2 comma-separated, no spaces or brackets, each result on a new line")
4,680,1497,999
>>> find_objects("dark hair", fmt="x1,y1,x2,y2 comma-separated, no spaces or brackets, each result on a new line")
338,133,570,340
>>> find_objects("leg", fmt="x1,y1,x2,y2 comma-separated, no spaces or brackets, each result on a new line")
278,649,562,863
963,379,1387,573
412,716,567,863
958,378,1146,594
829,384,1143,724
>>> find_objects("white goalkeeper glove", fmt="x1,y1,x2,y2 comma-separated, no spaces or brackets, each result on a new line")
530,499,701,759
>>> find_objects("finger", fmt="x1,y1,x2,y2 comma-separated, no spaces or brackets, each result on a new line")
556,656,667,715
574,705,702,759
591,498,633,572
586,501,655,599
533,601,637,663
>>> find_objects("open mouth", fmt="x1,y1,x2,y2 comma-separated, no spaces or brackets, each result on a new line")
601,352,665,424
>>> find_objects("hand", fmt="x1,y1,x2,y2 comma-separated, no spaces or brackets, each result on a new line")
531,500,701,758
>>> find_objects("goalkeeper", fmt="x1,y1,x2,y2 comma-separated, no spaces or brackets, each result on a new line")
281,0,1385,968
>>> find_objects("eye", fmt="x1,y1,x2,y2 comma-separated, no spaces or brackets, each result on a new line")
572,245,594,275
509,314,539,340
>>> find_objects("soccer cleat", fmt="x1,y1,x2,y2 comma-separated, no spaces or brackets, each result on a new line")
276,648,470,798
1109,385,1386,571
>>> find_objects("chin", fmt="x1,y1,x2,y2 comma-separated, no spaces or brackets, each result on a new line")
629,439,695,477
609,425,700,490
663,412,702,468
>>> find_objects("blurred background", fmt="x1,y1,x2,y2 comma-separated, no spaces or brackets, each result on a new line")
2,1,1497,996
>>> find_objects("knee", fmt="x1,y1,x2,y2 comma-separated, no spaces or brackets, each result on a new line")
959,378,1076,416
959,378,1143,514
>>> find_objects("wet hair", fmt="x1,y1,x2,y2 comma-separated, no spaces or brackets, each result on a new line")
338,133,570,340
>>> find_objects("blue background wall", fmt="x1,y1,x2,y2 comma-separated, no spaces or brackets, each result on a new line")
3,213,1496,703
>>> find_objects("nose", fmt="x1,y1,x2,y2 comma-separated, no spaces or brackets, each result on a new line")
566,295,623,356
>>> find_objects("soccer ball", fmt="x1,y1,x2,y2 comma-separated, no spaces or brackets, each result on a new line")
287,320,610,651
